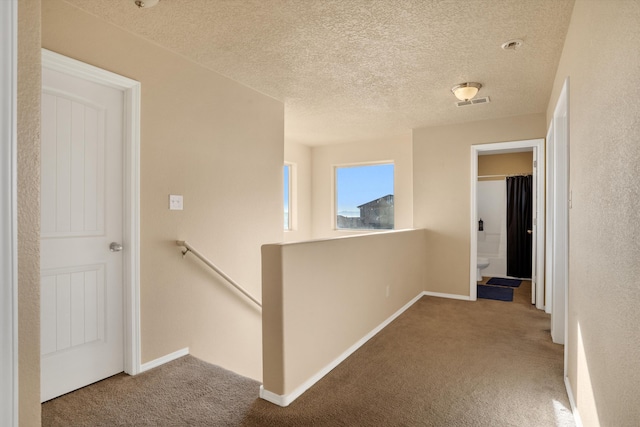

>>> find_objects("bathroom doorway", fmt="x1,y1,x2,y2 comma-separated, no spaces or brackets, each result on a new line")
477,154,533,279
470,139,545,310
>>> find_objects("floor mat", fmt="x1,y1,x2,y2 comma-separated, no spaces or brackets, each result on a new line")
477,284,514,301
486,277,522,287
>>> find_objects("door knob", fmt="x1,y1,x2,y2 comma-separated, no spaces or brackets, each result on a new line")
109,242,123,252
527,229,533,235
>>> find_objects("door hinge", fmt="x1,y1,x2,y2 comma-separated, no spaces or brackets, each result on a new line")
533,160,537,168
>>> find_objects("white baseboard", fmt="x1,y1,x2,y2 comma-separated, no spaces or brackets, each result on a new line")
422,290,471,301
260,292,425,407
564,376,583,427
259,386,289,406
140,347,189,373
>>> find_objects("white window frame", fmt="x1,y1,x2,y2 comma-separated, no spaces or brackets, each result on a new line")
333,161,395,231
284,162,298,231
1,1,18,425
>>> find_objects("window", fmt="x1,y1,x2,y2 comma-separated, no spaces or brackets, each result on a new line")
284,164,291,230
335,163,394,230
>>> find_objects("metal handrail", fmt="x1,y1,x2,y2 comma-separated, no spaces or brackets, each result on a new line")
176,240,262,308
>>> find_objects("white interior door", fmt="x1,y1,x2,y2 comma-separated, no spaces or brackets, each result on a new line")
40,65,125,402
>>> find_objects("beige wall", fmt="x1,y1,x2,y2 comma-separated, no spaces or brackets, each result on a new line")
18,0,41,425
478,152,533,181
42,0,284,381
284,140,312,242
262,229,426,397
413,114,546,296
310,134,413,239
546,1,640,425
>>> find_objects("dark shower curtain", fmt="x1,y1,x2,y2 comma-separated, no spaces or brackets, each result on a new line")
506,175,532,278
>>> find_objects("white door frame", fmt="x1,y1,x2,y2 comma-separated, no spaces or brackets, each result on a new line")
548,78,570,347
41,49,142,375
1,1,18,425
469,139,545,305
545,122,554,315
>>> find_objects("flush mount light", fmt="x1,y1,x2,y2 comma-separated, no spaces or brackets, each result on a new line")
451,82,482,102
134,0,159,8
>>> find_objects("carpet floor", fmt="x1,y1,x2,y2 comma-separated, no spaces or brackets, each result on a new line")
42,295,574,426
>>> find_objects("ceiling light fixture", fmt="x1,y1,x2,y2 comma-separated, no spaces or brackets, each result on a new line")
134,0,159,8
451,82,482,102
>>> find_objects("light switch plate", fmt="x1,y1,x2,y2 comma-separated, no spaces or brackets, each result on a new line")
169,194,183,210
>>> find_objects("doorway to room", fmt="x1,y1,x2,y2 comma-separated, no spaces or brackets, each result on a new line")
470,139,545,310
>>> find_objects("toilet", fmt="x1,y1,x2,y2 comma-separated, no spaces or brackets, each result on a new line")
477,257,490,281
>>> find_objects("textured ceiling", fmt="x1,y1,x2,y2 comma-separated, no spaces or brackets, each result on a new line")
63,0,575,145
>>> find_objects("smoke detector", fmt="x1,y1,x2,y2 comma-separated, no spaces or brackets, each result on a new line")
501,39,524,51
134,0,159,8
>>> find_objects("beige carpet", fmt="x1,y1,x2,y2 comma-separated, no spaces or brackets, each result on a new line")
42,295,575,426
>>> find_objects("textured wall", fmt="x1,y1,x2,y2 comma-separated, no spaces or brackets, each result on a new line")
17,0,41,424
546,0,640,424
42,0,284,381
310,134,414,239
413,114,546,296
478,152,533,181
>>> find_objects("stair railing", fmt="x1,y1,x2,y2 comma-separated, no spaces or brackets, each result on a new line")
176,240,262,308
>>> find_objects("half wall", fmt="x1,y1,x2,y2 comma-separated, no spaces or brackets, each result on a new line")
261,229,426,405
